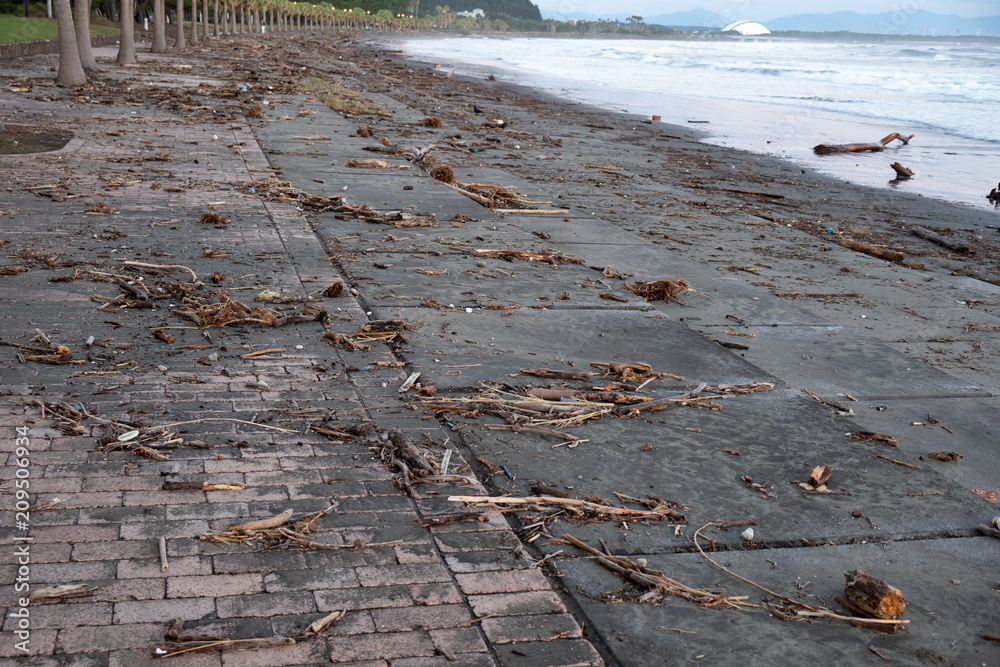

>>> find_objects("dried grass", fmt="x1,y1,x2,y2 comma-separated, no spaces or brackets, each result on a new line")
299,77,387,116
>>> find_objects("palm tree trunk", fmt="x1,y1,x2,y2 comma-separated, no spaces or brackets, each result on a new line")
73,0,97,70
190,0,198,42
213,0,219,35
202,1,209,38
54,0,86,85
174,0,185,47
116,0,137,65
151,0,167,52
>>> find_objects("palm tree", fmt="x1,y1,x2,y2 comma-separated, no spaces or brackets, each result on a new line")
73,0,98,70
116,0,138,65
190,0,199,42
151,0,167,52
174,0,186,47
54,0,87,85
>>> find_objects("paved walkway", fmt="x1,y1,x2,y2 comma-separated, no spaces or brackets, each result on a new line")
0,45,601,665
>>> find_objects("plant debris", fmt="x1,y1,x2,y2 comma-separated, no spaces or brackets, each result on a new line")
847,431,898,446
625,279,691,302
473,248,583,264
563,534,748,608
199,506,401,551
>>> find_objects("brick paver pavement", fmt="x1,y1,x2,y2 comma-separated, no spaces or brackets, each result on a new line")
0,44,602,666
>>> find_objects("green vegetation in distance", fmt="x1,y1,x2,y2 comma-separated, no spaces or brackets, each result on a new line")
0,14,119,43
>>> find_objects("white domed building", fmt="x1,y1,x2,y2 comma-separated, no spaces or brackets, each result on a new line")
721,20,771,36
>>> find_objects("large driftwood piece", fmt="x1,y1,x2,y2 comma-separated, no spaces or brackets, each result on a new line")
911,226,970,255
844,570,905,619
814,132,914,155
838,238,904,263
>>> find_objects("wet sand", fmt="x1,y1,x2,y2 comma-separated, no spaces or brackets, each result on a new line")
340,34,1000,392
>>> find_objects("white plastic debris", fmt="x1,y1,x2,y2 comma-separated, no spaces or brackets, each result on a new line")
741,527,755,541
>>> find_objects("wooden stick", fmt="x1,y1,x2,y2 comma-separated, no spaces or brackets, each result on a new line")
156,418,297,433
122,261,198,282
162,481,247,491
416,513,489,527
520,367,594,381
494,208,570,215
449,495,674,521
307,610,345,634
838,239,904,263
441,181,494,207
692,523,908,626
622,383,708,413
153,636,295,658
875,454,921,469
486,424,580,441
411,474,478,485
227,509,293,532
398,372,421,393
240,348,284,359
159,537,169,572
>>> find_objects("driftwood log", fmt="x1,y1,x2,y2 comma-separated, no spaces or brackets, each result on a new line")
387,429,435,474
520,367,594,381
890,162,914,179
844,570,905,619
814,132,914,155
911,226,970,255
838,238,904,263
524,387,652,405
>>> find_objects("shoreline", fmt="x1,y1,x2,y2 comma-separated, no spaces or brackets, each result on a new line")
347,32,1000,389
394,34,1000,212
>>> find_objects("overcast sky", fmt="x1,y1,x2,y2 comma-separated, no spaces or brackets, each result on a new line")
537,0,999,19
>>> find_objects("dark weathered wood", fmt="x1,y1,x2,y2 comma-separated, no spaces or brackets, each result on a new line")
520,367,594,381
387,429,435,473
524,387,651,405
890,162,914,179
844,570,905,619
912,226,970,255
838,238,904,263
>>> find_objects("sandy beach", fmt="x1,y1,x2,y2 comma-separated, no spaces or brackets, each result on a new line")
351,33,1000,389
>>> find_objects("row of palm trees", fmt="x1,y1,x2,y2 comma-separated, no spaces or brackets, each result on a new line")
53,0,508,86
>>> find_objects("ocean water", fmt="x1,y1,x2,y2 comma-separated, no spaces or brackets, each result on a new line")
400,36,1000,210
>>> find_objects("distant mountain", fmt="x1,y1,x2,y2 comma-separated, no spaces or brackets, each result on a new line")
540,6,726,27
643,8,727,29
540,6,1000,35
767,10,1000,35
